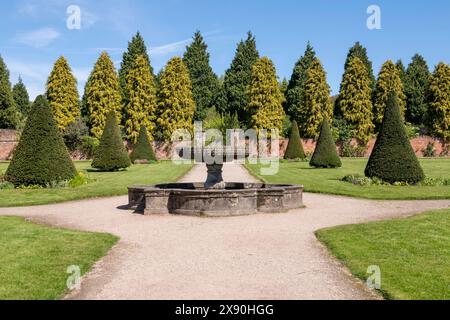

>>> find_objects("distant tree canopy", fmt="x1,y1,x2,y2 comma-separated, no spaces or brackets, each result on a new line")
0,55,20,129
85,52,122,139
12,77,30,117
221,32,259,125
247,57,285,133
373,60,406,129
183,31,220,121
46,56,80,132
157,57,196,140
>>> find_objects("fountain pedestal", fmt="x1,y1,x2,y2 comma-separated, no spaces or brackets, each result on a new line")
205,164,226,189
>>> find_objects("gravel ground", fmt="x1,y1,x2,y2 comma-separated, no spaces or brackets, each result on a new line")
1,163,449,300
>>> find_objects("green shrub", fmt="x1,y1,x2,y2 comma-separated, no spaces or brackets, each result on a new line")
310,118,342,168
284,120,306,160
365,92,425,184
69,171,93,188
5,95,76,186
130,127,157,164
92,111,131,171
80,136,99,159
0,181,14,190
63,118,89,151
422,142,436,157
341,141,367,157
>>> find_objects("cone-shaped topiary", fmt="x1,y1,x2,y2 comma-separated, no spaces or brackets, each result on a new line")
5,95,76,186
310,118,341,168
130,126,156,164
92,111,131,171
284,120,306,160
365,92,424,183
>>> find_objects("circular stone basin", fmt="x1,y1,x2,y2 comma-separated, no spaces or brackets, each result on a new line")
128,183,304,217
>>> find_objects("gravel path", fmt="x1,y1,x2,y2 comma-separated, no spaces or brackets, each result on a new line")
1,163,449,300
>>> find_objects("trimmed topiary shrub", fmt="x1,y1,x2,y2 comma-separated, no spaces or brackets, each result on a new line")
92,111,131,171
5,95,76,186
284,120,306,160
310,118,342,168
365,91,425,183
130,126,156,164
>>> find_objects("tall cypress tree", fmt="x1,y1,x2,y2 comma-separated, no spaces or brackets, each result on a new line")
124,55,157,143
5,95,76,186
427,62,450,141
0,55,20,129
222,32,259,124
247,57,285,133
85,52,123,139
12,77,30,117
46,56,80,132
365,92,424,183
300,57,332,138
373,60,406,128
183,31,219,121
405,54,430,125
119,32,152,102
344,42,376,90
157,57,195,140
284,42,316,119
337,57,374,143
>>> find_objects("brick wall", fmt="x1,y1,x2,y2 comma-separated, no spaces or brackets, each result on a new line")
0,130,18,160
1,129,449,160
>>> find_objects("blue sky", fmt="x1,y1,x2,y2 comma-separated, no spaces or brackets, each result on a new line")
0,0,449,99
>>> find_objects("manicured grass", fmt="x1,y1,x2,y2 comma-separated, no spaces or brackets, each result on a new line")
0,216,118,300
245,158,450,200
316,209,450,300
0,161,193,207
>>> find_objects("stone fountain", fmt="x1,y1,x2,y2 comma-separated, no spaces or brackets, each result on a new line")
128,144,304,217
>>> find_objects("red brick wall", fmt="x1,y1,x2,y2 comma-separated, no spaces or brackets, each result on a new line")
0,130,18,160
1,129,449,160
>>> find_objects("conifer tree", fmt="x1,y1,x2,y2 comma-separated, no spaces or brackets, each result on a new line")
92,111,131,171
124,55,157,143
405,54,430,125
337,57,374,143
46,56,80,132
284,120,305,160
222,32,259,123
183,31,220,121
157,57,195,140
310,118,341,168
300,57,332,138
365,92,424,183
85,52,123,138
119,32,152,102
130,126,156,163
12,77,30,117
247,57,285,133
0,55,20,129
5,95,76,186
396,59,407,89
427,62,450,141
344,42,376,90
284,42,316,119
373,60,406,128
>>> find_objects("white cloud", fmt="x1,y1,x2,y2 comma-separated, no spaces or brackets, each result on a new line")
15,27,61,48
150,38,192,56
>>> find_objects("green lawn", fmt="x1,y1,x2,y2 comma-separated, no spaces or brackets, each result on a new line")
0,216,118,300
0,161,193,207
316,209,450,300
245,158,450,200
